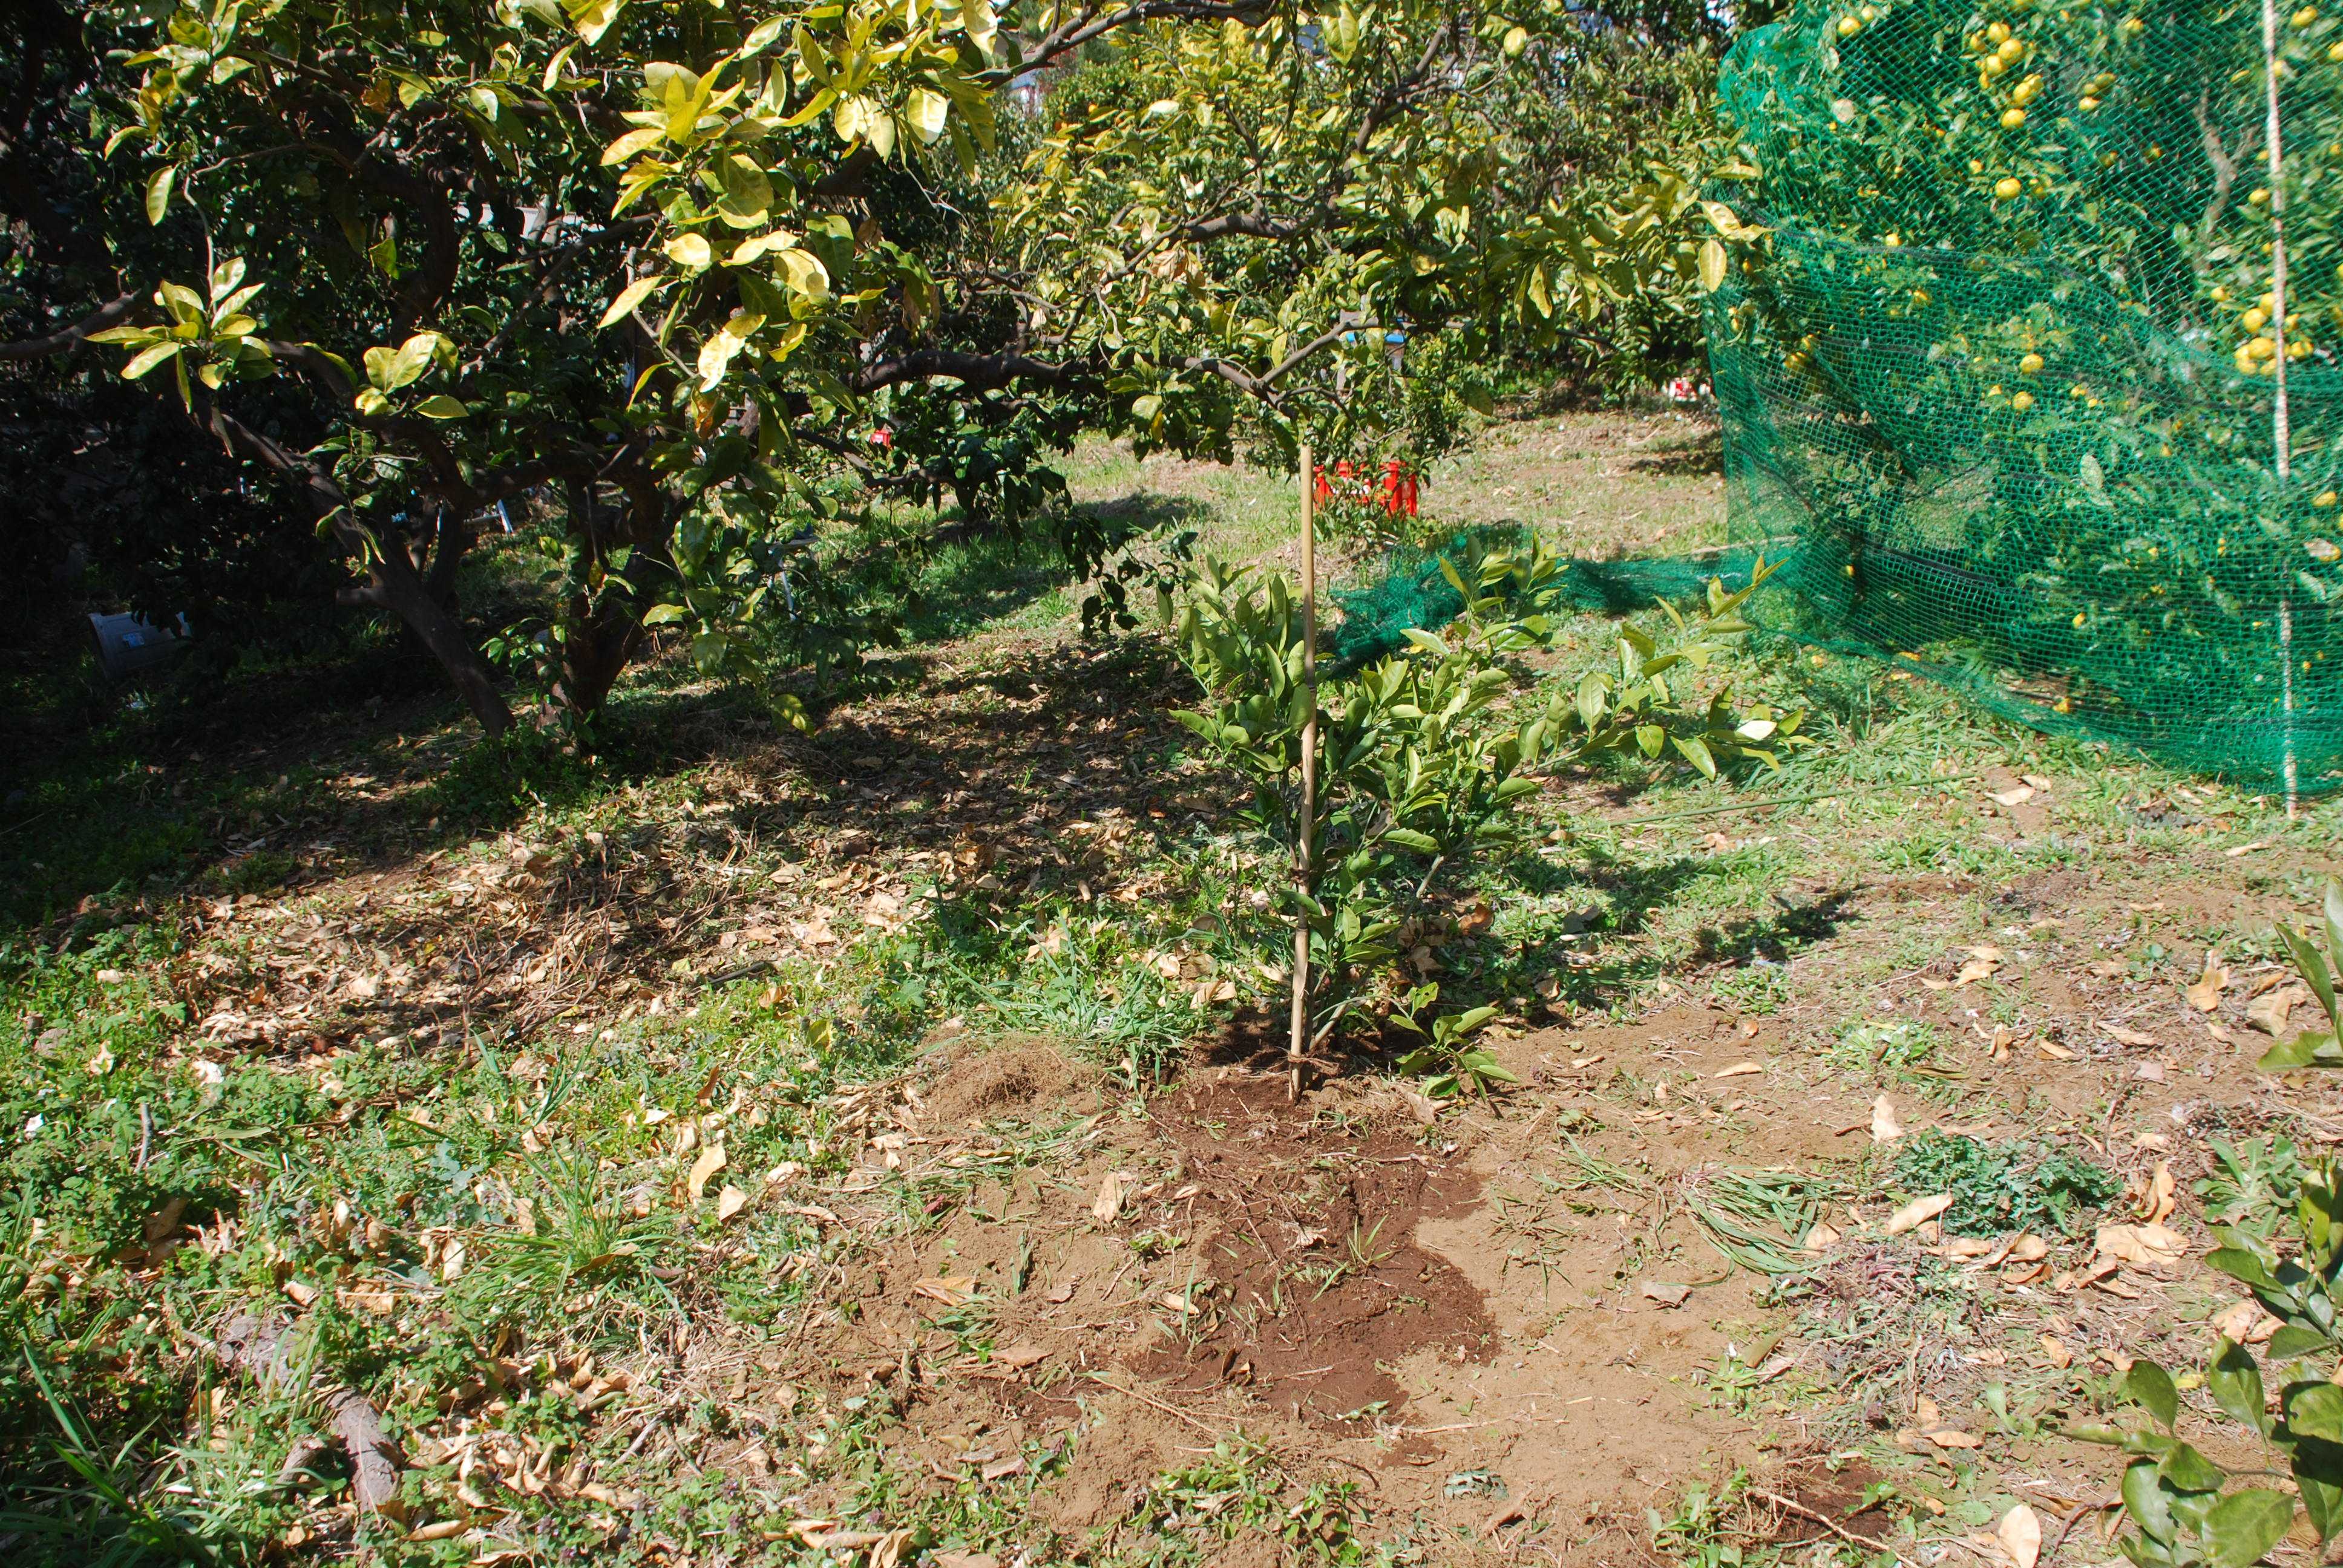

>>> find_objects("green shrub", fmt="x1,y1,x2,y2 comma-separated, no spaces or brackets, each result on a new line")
1890,1130,2121,1238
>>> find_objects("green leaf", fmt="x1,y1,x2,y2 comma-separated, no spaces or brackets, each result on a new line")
2289,1380,2343,1443
1671,734,1717,778
2155,1442,2227,1494
1381,828,1440,854
2128,1361,2181,1432
2209,1341,2268,1436
2201,1488,2295,1568
2270,1325,2334,1361
2295,1442,2343,1543
120,341,182,379
641,603,691,626
2123,1459,2177,1545
145,165,175,226
413,394,468,419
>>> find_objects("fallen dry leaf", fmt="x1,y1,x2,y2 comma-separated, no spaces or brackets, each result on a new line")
2098,1021,2160,1048
1640,1280,1692,1308
2003,1234,2050,1264
1714,1061,1764,1079
2186,953,2227,1013
912,1275,978,1306
2249,985,2307,1037
1871,1094,1904,1143
2039,1335,2073,1369
715,1184,750,1223
931,1555,1001,1568
1887,1193,1955,1235
2132,1161,2176,1224
994,1341,1048,1370
2211,1298,2279,1344
1926,1428,1984,1450
1992,785,2036,807
2095,1223,2187,1267
1999,1502,2043,1568
1090,1171,1127,1224
1801,1221,1843,1254
2036,1039,2077,1060
686,1142,726,1204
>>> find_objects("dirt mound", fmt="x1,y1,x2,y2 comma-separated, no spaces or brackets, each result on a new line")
915,1036,1105,1126
1138,1066,1495,1434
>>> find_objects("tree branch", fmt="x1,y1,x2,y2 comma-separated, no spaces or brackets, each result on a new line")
0,291,139,359
978,0,1276,85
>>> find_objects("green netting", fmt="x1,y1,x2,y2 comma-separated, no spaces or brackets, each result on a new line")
1328,532,1760,672
1326,526,1529,671
1709,0,2343,791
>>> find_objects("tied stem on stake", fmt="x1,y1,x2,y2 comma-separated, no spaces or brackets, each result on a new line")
1290,443,1319,1102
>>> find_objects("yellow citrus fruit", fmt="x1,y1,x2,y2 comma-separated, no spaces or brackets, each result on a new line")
2249,335,2278,360
2072,612,2086,628
2122,16,2146,34
2211,284,2231,302
1987,20,2011,41
2250,187,2272,205
2244,306,2270,331
1994,175,2022,198
1838,14,1863,34
2295,5,2319,26
2318,491,2341,508
2330,40,2343,59
2019,351,2044,373
2011,390,2035,411
2002,107,2027,128
2079,96,2101,110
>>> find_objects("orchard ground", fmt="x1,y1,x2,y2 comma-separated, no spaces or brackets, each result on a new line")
4,405,2339,1566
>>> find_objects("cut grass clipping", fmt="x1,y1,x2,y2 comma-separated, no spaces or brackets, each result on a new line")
1890,1131,2120,1238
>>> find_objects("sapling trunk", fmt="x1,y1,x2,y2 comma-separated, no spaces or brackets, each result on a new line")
1290,443,1319,1102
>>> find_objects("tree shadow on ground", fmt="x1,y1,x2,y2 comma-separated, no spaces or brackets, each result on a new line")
1624,426,1723,477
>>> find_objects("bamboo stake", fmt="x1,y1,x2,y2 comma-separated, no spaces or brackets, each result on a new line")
2263,0,2299,818
1289,443,1318,1103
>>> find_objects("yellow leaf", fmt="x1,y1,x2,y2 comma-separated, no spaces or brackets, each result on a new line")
599,276,661,329
1697,237,1726,293
664,233,713,271
904,87,949,145
601,126,665,166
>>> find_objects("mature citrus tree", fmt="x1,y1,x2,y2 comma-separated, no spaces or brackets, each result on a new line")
4,0,1725,735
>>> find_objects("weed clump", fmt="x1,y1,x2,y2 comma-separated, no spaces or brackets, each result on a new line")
1890,1131,2120,1238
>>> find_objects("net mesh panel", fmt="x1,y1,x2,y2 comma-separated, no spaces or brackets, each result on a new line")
1327,534,1760,673
1708,0,2343,789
